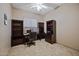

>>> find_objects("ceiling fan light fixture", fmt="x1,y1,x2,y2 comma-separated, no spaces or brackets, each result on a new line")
31,3,47,11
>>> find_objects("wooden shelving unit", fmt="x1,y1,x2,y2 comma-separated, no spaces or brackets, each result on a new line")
11,20,24,47
45,20,56,44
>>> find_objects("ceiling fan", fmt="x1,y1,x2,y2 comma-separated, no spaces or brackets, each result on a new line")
31,3,48,11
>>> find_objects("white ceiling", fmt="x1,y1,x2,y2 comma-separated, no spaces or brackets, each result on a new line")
12,3,62,15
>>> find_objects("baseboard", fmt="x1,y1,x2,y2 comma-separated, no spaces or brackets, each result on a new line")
57,42,79,52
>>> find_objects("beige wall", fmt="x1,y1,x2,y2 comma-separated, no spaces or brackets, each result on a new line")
12,8,44,22
0,4,12,55
43,4,79,50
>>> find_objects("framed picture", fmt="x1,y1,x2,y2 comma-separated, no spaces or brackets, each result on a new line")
4,14,7,25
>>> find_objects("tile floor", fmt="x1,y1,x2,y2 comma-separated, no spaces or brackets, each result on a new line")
8,39,79,56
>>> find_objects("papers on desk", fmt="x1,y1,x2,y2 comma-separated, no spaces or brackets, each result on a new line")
24,33,30,35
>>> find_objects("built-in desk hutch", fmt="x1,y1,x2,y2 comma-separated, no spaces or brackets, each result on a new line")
37,22,45,39
11,20,23,46
45,20,56,44
11,19,56,46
